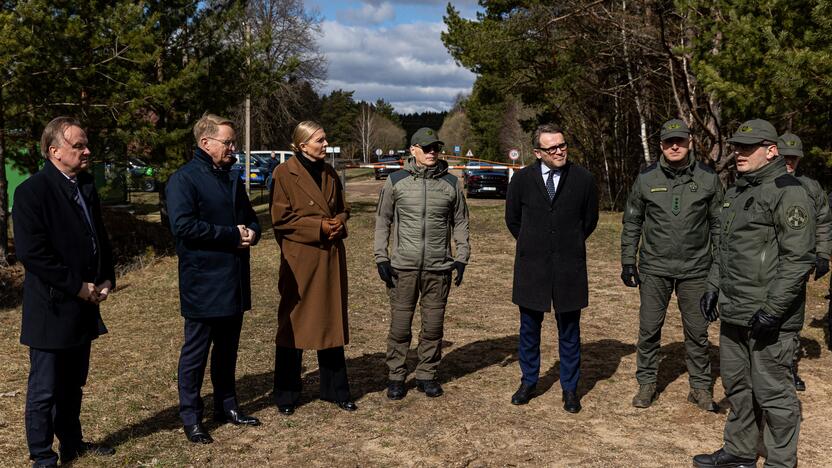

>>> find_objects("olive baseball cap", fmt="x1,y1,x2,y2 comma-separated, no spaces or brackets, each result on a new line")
778,132,804,157
411,127,443,147
660,119,690,141
727,119,779,145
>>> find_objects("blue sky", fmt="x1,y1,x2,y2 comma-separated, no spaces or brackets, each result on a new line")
308,1,481,113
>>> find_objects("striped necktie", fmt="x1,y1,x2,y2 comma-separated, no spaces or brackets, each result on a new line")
69,179,97,254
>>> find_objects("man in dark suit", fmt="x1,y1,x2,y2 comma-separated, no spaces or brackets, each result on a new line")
166,113,262,444
13,116,116,467
505,124,599,413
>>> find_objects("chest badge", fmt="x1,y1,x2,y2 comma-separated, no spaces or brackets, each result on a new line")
671,194,681,215
650,187,668,192
689,181,698,192
786,205,808,230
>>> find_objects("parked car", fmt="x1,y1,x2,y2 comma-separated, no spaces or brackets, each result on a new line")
231,152,270,187
464,161,508,198
374,156,402,180
127,157,158,192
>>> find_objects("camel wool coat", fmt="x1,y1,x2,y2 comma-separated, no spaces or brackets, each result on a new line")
271,155,350,349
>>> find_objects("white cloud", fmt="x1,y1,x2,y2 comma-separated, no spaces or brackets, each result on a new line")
319,20,476,112
337,2,395,25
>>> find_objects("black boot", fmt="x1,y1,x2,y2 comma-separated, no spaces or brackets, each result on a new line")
692,448,756,468
791,362,806,392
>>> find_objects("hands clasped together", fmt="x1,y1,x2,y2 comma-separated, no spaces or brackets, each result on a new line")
321,217,345,241
237,225,256,248
77,280,113,305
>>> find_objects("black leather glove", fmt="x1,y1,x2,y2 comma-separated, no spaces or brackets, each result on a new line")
377,261,395,288
749,309,780,340
700,291,719,322
621,264,640,287
452,261,466,286
815,256,829,281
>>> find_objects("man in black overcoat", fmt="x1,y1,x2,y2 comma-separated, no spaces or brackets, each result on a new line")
13,116,116,467
166,113,262,444
505,124,599,413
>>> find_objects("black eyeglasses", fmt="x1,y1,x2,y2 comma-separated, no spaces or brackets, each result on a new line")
420,143,444,153
206,137,237,148
536,142,568,154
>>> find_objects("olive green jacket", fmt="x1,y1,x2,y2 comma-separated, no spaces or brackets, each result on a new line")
374,157,470,271
621,154,723,279
708,158,816,331
797,175,832,259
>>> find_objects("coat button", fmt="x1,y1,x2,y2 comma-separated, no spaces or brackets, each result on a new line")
308,200,314,206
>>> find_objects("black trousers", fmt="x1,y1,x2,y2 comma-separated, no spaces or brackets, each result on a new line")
25,342,91,465
273,346,351,406
177,314,243,426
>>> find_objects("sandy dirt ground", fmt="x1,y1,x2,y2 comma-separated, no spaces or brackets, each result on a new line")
1,177,830,467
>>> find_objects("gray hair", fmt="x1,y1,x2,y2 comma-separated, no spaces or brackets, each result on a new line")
532,124,564,148
41,116,82,158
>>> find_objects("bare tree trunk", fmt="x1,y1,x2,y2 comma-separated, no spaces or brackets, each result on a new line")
621,0,651,165
0,86,10,266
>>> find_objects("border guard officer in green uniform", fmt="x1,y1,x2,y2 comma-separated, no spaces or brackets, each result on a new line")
779,132,832,391
693,119,815,468
621,119,723,411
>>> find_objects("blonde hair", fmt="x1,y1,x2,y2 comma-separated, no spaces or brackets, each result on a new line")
193,112,235,142
290,121,324,153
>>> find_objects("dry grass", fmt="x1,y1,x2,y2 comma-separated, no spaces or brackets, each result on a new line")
1,184,831,467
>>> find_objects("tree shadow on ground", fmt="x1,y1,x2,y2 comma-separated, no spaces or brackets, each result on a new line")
806,315,830,355
99,334,521,448
533,339,636,400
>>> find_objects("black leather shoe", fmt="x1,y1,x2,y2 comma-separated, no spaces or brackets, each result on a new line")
511,383,536,405
387,380,406,400
415,379,443,397
215,408,261,426
32,462,58,468
692,448,756,468
277,404,295,416
334,400,358,411
184,424,213,444
562,390,581,413
60,441,116,462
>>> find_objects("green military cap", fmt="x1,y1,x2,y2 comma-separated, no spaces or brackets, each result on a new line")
660,119,690,141
411,127,443,147
727,119,779,145
778,132,804,157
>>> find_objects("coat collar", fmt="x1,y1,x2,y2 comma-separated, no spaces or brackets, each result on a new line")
736,157,786,188
286,155,334,216
533,159,570,204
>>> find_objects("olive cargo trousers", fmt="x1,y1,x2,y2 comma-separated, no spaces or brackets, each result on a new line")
636,273,712,389
720,322,800,468
386,269,452,381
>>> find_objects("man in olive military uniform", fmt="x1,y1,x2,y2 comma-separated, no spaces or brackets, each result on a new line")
780,132,832,391
694,119,815,468
621,119,722,411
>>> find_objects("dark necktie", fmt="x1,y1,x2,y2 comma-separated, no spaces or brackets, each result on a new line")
69,179,97,254
546,169,557,201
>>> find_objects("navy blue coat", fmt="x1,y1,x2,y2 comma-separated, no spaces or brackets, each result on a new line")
166,149,261,319
13,161,115,349
505,160,599,313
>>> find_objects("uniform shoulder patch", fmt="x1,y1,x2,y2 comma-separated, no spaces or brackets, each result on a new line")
696,161,715,174
640,162,657,174
775,174,801,188
786,205,809,230
389,169,410,186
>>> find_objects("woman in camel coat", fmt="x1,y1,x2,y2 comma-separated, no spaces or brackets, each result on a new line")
271,121,355,413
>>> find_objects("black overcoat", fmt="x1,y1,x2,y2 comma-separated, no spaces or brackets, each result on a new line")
505,160,599,313
166,149,261,319
13,160,115,349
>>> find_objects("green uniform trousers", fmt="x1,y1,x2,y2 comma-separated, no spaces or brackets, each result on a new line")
386,269,451,381
720,322,800,468
636,273,712,389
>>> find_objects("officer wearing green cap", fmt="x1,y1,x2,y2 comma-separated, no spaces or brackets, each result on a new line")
693,119,815,468
779,131,832,391
621,118,723,411
374,127,470,400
